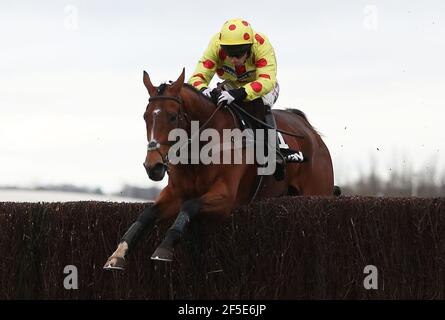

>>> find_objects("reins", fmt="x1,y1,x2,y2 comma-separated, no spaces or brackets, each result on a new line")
146,85,305,170
229,102,305,140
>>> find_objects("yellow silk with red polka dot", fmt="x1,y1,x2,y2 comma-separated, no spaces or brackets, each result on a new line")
188,29,277,102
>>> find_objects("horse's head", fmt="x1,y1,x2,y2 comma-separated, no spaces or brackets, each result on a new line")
142,69,186,181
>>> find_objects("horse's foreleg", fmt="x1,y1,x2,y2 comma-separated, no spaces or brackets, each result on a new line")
151,181,235,262
150,198,201,262
103,187,180,270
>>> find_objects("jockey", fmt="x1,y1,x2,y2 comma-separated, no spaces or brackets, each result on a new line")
188,18,285,180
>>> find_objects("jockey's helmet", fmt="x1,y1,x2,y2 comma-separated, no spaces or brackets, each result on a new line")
219,18,254,57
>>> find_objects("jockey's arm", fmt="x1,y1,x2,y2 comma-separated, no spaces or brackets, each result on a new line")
187,33,220,91
242,34,277,101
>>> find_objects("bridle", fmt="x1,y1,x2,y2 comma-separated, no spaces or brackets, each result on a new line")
146,91,224,170
146,95,188,168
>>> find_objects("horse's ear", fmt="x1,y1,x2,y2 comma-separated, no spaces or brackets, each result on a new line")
169,68,185,95
143,71,157,97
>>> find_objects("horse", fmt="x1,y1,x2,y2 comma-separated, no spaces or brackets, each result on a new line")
103,68,336,270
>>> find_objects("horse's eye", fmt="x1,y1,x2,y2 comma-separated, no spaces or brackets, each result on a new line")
169,113,178,123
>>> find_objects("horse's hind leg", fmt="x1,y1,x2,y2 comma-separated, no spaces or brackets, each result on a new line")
287,160,334,196
285,163,302,196
287,184,300,196
103,186,180,270
286,159,334,196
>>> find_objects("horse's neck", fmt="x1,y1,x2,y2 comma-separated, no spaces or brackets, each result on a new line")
182,92,235,131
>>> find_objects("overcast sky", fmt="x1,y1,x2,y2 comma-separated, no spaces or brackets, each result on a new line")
1,0,444,193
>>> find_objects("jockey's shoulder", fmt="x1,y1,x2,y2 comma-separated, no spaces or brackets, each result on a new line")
252,31,271,48
209,32,221,47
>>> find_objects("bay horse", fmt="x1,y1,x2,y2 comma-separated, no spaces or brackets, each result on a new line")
104,68,336,270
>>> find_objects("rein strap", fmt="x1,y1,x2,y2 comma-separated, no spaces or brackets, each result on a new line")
230,102,305,140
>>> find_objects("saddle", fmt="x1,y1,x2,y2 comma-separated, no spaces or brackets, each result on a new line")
227,102,306,164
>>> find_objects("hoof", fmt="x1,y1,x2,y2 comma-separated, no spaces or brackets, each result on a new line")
103,256,126,271
151,247,174,262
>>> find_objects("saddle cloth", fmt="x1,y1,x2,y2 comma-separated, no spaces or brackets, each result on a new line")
228,105,306,164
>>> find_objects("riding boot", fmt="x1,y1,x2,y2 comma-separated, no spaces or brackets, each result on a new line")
264,106,286,181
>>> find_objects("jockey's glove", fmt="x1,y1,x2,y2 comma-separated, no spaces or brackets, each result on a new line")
217,88,247,107
200,87,220,104
200,87,213,98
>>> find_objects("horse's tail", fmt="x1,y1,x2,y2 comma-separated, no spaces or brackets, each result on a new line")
333,185,342,197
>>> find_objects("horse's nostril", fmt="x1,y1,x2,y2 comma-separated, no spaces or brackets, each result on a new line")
147,162,166,181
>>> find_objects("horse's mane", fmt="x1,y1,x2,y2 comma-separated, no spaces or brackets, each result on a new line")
182,83,202,95
157,82,213,103
182,83,215,105
157,83,169,95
